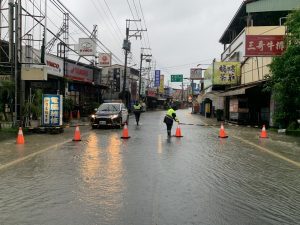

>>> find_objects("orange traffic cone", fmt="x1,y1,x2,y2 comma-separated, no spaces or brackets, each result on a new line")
16,127,25,144
77,110,80,120
218,123,228,138
175,124,183,137
260,125,268,138
121,123,131,139
72,125,81,141
69,111,73,121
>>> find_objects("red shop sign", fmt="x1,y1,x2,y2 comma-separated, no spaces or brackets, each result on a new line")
245,35,285,57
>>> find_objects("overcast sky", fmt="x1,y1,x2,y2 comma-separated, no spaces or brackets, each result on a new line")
51,0,243,87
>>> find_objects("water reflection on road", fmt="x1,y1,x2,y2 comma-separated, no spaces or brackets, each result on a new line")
0,110,300,225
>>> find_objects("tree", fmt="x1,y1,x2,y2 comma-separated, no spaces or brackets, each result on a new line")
266,9,300,128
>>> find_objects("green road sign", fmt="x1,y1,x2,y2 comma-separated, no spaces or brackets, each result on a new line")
171,74,183,82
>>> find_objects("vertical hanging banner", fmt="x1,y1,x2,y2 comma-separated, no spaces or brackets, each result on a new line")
42,94,63,126
159,75,165,94
159,75,164,93
154,70,161,87
113,68,121,92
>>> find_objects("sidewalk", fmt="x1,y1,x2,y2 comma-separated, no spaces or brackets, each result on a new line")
0,121,92,170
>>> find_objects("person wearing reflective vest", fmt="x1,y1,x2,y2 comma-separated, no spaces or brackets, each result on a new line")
133,101,142,125
163,105,179,137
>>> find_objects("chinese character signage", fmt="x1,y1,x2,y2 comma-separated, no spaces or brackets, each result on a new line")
245,35,285,56
213,62,240,85
65,62,93,83
154,70,160,87
42,94,63,126
190,68,202,80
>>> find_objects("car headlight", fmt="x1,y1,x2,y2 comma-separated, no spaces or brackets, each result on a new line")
91,114,96,119
110,114,119,119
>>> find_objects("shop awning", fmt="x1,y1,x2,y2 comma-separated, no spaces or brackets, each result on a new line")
219,85,256,97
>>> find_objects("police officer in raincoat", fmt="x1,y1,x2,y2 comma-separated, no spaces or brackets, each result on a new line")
163,104,179,137
133,101,142,125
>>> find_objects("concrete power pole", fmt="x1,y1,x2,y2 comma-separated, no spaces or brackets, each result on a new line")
138,48,151,100
122,19,146,108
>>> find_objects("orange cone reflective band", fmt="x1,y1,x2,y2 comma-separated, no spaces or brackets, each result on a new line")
121,123,130,139
72,126,81,141
77,110,80,120
218,123,228,138
260,125,268,138
16,127,25,144
175,124,183,138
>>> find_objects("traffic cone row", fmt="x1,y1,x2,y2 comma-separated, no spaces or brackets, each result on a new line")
14,122,269,145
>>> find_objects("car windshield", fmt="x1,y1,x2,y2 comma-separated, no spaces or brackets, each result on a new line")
97,104,120,112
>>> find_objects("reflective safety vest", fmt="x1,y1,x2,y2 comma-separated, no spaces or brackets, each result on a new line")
133,104,142,111
166,108,178,121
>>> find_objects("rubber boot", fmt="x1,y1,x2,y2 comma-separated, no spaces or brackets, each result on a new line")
167,130,171,137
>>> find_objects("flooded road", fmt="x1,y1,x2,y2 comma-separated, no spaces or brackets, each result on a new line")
1,109,300,225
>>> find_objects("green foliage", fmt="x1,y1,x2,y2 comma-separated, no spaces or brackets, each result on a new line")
63,98,74,113
85,102,100,114
23,89,43,120
266,9,300,127
287,121,299,130
0,80,14,121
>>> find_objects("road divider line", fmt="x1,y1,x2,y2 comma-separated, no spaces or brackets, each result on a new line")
232,135,300,168
0,131,91,171
201,121,300,168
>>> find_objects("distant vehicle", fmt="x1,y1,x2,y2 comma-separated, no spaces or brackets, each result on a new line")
90,102,129,129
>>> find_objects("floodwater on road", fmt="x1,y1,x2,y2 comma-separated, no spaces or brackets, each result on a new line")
0,109,300,225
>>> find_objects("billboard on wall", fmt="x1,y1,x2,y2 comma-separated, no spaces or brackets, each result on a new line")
245,35,285,56
213,62,240,85
65,62,93,83
33,49,64,77
190,68,202,80
79,38,96,56
99,53,112,67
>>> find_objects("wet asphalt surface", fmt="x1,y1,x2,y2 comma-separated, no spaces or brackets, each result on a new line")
0,109,300,225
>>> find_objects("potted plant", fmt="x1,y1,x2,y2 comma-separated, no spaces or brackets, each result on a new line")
23,89,43,128
216,109,224,121
63,98,74,122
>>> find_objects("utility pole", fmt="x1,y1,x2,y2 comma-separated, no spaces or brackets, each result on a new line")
122,19,146,108
138,48,151,100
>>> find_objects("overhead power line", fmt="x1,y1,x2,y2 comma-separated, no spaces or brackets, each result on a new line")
52,0,123,63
